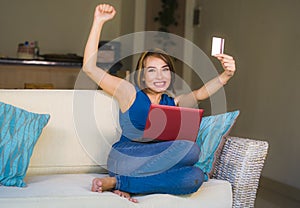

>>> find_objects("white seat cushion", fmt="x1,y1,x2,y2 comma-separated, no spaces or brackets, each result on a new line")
0,173,232,208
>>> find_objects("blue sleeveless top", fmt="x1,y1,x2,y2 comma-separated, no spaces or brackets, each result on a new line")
118,88,175,143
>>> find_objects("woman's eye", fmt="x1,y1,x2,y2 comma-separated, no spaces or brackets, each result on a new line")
147,68,155,72
162,67,170,71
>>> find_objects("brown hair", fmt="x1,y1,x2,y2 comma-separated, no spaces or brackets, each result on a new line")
133,48,176,91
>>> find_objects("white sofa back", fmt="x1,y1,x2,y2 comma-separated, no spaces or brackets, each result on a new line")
0,90,120,175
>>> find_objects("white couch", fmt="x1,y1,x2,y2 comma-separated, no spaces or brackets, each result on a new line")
0,90,268,208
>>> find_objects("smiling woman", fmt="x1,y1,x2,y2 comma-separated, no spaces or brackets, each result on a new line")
83,3,236,202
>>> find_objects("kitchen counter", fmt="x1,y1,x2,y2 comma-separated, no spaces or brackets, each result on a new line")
0,58,84,89
0,57,82,67
0,57,123,89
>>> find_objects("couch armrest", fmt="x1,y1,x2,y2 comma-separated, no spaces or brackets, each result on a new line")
212,136,269,208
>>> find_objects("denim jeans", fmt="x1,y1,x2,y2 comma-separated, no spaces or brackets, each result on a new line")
107,140,204,194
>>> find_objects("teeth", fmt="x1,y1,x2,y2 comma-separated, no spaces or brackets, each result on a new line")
154,82,165,87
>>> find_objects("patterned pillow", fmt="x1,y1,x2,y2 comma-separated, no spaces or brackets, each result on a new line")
0,102,50,187
195,110,240,181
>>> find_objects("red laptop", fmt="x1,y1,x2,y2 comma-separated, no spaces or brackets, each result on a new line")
143,104,204,142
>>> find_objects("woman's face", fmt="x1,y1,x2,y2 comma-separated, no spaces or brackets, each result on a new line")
143,56,171,93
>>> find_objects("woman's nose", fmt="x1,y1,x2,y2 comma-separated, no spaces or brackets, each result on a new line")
156,70,162,79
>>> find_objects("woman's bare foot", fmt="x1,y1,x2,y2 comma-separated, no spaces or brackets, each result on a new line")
91,177,116,192
113,190,138,203
91,177,137,202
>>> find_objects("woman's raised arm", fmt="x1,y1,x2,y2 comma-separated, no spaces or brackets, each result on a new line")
175,54,236,107
83,4,135,112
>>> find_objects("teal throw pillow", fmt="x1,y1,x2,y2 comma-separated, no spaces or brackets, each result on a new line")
195,110,240,181
0,102,50,187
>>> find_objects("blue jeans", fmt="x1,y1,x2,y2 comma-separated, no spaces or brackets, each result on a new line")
107,140,204,195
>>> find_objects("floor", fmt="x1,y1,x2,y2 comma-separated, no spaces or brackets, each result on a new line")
255,185,300,208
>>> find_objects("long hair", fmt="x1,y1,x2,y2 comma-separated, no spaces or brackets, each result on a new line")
133,48,176,92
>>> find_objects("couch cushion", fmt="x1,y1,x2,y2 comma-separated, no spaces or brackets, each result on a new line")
0,101,50,187
0,173,232,208
195,110,240,180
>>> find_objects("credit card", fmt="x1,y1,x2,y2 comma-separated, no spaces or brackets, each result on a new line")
211,37,224,56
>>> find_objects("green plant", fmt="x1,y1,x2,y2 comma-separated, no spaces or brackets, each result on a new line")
154,0,179,32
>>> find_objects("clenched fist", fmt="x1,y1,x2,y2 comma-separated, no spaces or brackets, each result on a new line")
94,4,116,23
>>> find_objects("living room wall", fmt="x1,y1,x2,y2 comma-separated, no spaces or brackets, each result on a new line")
192,0,300,190
0,0,133,58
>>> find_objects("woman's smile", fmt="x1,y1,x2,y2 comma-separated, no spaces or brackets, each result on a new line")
153,81,167,87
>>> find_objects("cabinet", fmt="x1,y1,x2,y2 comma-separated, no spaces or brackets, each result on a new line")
0,64,82,89
0,57,128,89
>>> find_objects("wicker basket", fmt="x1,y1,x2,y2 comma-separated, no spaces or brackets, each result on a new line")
213,136,269,208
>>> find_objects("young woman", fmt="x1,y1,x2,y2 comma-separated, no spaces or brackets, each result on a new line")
83,4,236,203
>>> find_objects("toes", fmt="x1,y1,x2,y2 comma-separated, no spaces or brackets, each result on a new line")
113,190,121,196
91,178,103,192
121,192,129,199
130,198,138,203
115,190,128,198
113,190,138,203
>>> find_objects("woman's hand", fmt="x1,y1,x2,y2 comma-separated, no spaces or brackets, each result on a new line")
214,54,236,84
214,54,236,76
94,4,116,24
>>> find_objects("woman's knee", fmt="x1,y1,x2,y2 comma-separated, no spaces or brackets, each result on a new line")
189,142,200,162
176,166,204,194
189,167,204,192
175,141,200,165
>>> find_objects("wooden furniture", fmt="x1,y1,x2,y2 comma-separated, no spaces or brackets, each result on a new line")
0,63,81,89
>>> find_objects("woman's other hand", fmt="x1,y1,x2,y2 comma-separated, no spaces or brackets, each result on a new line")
214,54,236,84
